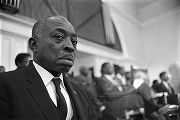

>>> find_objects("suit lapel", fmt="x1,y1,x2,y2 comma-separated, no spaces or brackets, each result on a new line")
103,76,119,91
25,61,59,120
63,74,88,120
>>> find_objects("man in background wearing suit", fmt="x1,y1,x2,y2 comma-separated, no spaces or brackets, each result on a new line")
15,53,31,69
157,71,175,95
0,16,97,120
157,71,176,106
96,62,133,120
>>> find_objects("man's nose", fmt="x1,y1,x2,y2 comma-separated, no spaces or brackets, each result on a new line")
64,38,75,52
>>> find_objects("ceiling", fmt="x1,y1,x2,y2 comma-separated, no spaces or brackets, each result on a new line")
103,0,157,10
103,0,180,23
131,0,157,10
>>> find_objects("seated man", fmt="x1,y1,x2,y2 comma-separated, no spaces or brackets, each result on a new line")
124,69,167,120
96,62,134,120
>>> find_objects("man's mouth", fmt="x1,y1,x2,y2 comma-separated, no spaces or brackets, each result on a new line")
58,55,74,61
60,57,73,61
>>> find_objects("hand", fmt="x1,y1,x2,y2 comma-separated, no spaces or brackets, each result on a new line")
99,106,106,112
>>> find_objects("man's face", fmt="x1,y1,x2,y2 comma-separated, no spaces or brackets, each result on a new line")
105,63,114,75
21,56,31,68
17,56,31,68
35,17,77,74
162,73,169,82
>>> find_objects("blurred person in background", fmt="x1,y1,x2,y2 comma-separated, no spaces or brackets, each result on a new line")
15,53,31,69
157,71,175,95
152,79,160,93
125,71,133,87
74,66,105,119
75,66,94,93
124,69,167,120
96,62,134,120
114,64,127,90
0,66,5,73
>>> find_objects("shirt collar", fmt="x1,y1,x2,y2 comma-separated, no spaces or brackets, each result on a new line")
33,61,64,87
162,81,168,84
104,74,114,79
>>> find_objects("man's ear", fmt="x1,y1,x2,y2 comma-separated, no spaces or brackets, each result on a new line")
28,37,38,53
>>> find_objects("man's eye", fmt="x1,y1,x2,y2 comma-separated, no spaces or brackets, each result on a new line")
71,37,77,46
71,40,77,45
54,34,64,39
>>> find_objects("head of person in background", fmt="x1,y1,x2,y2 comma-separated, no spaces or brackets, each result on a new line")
15,53,31,69
114,64,127,85
132,69,149,88
75,66,92,86
159,71,170,82
101,62,114,76
152,80,159,86
124,71,132,86
152,79,159,93
114,64,125,76
79,66,89,77
0,66,5,73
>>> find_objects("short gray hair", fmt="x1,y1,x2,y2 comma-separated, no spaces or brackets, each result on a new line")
32,17,48,39
32,16,69,39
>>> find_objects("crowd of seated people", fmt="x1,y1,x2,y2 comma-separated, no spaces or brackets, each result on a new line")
71,62,179,120
0,53,179,120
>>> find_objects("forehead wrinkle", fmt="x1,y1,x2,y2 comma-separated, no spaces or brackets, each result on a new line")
47,22,76,36
39,16,76,37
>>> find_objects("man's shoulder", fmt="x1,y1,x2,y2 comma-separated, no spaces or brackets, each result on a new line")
0,68,26,83
97,76,112,85
96,76,108,82
69,80,93,97
69,80,87,93
158,82,165,87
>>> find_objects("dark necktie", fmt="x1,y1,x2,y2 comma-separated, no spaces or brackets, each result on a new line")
52,78,67,119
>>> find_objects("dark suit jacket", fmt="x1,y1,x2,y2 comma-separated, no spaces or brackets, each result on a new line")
157,82,175,94
0,61,97,120
95,76,133,118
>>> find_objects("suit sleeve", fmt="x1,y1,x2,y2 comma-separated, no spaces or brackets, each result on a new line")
96,79,133,100
138,83,160,114
0,75,11,118
86,91,98,120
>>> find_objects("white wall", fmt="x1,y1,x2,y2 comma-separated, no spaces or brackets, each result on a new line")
142,11,180,82
109,1,180,88
0,13,33,71
0,32,28,70
111,8,145,66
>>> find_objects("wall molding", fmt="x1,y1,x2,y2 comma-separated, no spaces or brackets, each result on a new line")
0,11,35,26
0,12,127,62
77,37,126,61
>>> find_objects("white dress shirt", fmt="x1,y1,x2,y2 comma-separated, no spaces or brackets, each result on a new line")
162,81,172,94
33,61,73,120
116,73,126,85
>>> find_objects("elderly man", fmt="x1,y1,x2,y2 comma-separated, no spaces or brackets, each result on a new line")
0,16,97,120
